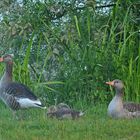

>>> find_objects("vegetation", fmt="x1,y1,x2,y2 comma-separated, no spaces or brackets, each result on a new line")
0,0,140,139
0,0,140,104
0,104,140,140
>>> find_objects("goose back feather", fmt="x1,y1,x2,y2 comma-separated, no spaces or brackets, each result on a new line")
0,82,45,110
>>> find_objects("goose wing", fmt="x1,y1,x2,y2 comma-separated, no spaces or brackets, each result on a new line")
2,82,38,100
123,102,140,112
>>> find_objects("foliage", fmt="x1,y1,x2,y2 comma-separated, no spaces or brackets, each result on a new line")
0,0,140,105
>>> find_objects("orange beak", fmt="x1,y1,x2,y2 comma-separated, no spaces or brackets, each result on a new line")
0,57,3,62
106,81,114,86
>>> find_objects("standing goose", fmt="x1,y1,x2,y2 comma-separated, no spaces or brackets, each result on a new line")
106,79,140,119
0,54,46,113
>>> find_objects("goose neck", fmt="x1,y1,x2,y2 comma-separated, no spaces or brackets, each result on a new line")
1,62,13,84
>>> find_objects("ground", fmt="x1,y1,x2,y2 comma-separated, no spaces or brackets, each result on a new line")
0,104,140,140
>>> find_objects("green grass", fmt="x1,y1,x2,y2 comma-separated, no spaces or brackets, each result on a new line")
0,104,140,140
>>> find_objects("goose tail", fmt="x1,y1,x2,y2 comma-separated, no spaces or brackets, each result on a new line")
132,111,140,118
17,98,46,109
79,111,84,116
35,102,46,109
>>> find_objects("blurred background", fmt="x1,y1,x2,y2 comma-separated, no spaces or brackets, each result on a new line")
0,0,139,108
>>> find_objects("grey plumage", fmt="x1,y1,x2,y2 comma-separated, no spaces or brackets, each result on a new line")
47,103,84,119
123,102,140,112
0,54,46,113
106,79,140,119
0,82,45,110
2,82,38,99
0,89,20,110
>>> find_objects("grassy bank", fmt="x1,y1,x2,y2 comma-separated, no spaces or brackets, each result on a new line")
0,104,140,140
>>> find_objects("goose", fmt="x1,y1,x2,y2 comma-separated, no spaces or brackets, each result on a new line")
56,103,71,110
106,79,140,119
47,103,84,119
0,54,46,115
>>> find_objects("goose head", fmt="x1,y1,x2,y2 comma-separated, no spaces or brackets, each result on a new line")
106,79,124,94
0,54,14,64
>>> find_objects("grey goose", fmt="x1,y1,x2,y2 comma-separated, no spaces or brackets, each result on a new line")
47,103,84,119
0,54,46,114
106,79,140,119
